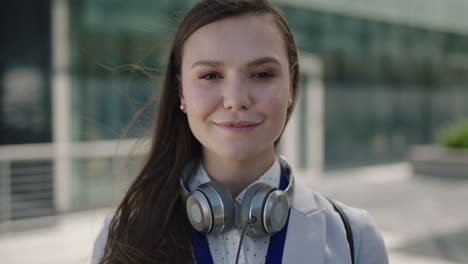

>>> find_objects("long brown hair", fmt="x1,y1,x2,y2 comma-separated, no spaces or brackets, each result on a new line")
99,0,299,263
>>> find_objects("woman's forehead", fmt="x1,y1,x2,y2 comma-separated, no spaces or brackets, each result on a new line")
181,14,288,68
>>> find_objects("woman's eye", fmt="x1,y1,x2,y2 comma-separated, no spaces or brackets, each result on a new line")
252,71,274,79
200,72,222,80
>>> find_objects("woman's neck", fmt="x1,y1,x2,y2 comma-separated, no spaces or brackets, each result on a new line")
202,149,276,197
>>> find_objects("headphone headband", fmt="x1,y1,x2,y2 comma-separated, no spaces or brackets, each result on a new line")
277,155,294,204
180,155,294,199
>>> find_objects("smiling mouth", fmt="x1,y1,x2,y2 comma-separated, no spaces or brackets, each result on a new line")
216,121,261,127
215,120,262,132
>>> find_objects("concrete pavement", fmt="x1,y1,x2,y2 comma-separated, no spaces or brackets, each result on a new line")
302,162,468,264
1,162,467,263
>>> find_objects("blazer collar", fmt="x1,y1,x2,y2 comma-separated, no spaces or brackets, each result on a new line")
291,181,320,214
282,183,326,264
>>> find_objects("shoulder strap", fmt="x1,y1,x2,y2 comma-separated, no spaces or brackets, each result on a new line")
326,198,355,264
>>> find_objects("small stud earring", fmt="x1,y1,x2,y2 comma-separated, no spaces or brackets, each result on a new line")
180,104,186,111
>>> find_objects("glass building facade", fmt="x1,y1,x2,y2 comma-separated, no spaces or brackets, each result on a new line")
68,0,468,169
0,0,54,221
0,0,52,145
68,0,194,142
280,5,468,168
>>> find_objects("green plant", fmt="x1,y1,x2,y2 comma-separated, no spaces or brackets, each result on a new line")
438,119,468,149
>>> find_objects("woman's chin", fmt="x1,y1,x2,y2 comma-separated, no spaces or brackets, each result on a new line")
209,144,273,162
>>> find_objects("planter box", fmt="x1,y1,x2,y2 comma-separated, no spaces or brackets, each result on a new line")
408,145,468,179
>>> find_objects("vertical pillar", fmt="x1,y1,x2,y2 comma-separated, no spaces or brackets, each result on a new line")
52,0,71,212
280,52,324,181
304,55,324,177
281,103,300,170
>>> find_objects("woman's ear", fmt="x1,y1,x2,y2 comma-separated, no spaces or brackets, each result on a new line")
177,74,185,103
288,78,294,107
177,74,187,112
179,89,185,105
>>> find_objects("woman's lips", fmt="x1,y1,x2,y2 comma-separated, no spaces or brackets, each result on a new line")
215,120,261,133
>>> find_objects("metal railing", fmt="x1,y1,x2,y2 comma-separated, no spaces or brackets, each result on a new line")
0,144,54,224
0,139,146,231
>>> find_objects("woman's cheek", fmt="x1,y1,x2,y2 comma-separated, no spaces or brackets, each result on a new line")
263,93,289,114
187,90,220,115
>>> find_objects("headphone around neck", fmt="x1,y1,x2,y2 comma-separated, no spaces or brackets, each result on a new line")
180,155,295,238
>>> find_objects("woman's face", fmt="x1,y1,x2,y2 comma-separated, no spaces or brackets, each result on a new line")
180,14,293,162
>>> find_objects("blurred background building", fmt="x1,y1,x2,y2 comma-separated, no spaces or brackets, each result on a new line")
2,0,468,218
1,1,468,262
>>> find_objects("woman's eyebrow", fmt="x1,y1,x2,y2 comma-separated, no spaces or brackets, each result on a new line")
191,56,281,69
191,60,223,69
246,56,281,67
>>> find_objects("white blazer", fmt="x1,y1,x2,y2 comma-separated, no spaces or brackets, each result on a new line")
281,184,388,264
92,184,388,264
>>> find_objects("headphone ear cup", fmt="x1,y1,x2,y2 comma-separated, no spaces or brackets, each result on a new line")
186,181,235,235
240,183,275,238
262,189,290,234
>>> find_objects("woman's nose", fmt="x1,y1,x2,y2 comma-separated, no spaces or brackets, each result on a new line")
222,76,252,111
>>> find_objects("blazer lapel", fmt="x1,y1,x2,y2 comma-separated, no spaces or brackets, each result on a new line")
282,184,326,264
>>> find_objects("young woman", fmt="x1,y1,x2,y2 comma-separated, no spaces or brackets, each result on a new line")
92,0,388,263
